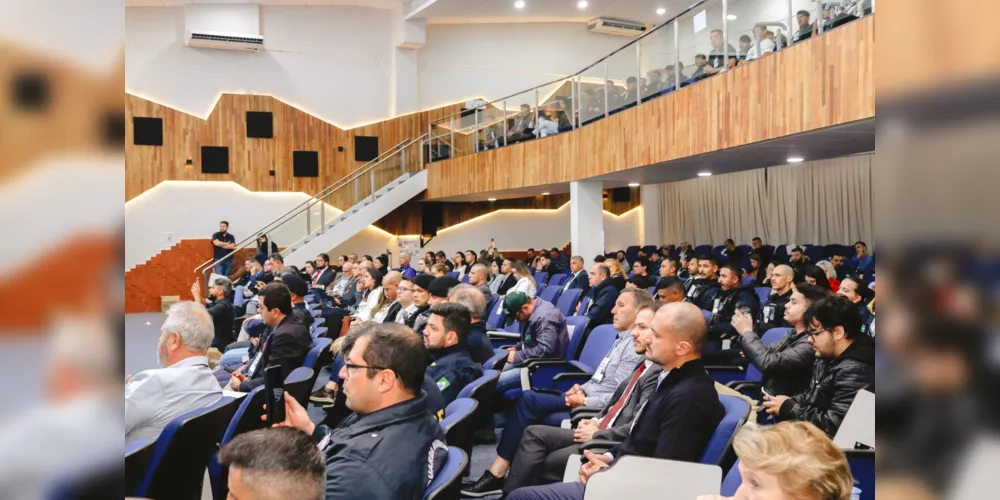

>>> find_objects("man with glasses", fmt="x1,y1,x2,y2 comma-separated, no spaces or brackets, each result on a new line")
274,322,448,499
761,296,875,437
393,277,417,326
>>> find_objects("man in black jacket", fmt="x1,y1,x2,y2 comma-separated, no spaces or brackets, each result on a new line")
500,304,664,494
405,274,435,332
758,264,794,331
192,276,235,350
686,255,721,311
584,264,619,327
227,283,311,392
507,302,724,500
424,302,483,406
707,263,762,344
763,295,875,437
273,322,448,499
560,256,590,296
497,258,518,296
311,253,336,289
733,283,830,398
448,284,495,363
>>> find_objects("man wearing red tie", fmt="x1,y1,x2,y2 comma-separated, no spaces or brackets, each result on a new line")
311,253,335,289
498,304,664,494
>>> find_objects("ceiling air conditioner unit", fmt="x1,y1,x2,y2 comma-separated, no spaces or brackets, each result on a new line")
186,32,264,52
587,18,649,37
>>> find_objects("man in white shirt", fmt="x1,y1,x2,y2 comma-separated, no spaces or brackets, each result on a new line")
125,301,223,444
742,27,776,62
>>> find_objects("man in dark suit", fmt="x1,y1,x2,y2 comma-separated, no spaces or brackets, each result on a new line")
561,255,590,297
311,253,336,289
497,258,518,296
584,264,619,327
226,282,312,392
500,304,664,493
507,302,725,500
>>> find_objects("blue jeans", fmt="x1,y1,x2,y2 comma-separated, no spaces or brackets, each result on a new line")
508,481,585,500
219,348,249,372
214,260,232,277
497,390,570,461
497,364,525,393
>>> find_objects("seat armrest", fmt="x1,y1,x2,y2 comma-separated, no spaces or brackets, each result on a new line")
526,361,590,391
570,406,602,418
487,331,521,341
551,372,594,393
705,365,746,385
578,439,622,454
570,410,601,428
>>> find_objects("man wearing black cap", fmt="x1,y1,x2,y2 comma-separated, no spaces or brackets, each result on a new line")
424,303,483,406
406,274,435,332
412,276,460,336
495,291,569,395
281,273,315,330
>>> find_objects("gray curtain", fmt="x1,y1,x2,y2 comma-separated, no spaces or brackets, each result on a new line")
656,153,874,246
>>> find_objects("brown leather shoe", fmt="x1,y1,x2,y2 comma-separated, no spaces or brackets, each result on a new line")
309,386,337,407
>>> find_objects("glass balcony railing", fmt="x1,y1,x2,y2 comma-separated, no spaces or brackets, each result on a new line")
427,0,873,162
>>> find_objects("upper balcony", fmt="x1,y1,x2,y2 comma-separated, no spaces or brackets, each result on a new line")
425,0,874,200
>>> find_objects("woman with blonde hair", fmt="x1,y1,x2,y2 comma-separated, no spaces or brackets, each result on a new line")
699,421,855,500
604,258,628,292
509,260,537,298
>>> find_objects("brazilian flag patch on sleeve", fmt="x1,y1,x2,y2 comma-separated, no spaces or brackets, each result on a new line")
436,377,451,391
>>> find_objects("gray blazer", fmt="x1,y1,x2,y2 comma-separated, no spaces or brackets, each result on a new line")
592,360,663,442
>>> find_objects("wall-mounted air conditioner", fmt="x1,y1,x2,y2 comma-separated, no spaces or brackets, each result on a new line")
186,32,264,52
587,18,649,37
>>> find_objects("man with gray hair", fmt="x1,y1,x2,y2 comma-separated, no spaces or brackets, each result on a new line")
125,301,223,443
448,284,494,363
217,427,325,500
192,275,235,349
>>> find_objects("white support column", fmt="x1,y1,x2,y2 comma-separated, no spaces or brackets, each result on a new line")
640,184,662,246
570,180,605,262
391,7,424,116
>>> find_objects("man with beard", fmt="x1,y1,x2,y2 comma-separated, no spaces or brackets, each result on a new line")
424,303,483,406
685,255,721,311
758,264,795,331
125,301,222,443
191,276,235,350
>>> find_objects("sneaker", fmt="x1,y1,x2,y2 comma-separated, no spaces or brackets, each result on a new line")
309,386,337,407
461,470,504,498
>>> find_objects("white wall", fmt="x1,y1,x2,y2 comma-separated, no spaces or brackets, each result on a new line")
423,202,642,261
418,23,631,109
126,6,395,128
124,181,388,271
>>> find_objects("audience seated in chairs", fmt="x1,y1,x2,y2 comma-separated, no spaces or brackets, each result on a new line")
273,322,448,499
495,291,570,394
224,283,312,393
217,427,325,500
705,263,762,361
761,296,875,437
582,263,620,327
686,255,722,311
126,301,222,443
757,264,794,331
697,421,853,500
190,275,234,350
659,256,680,280
463,290,652,497
654,276,686,304
837,276,874,337
404,274,434,331
394,276,418,326
510,260,539,298
733,283,831,399
506,302,725,500
424,302,484,405
448,284,495,363
561,255,589,295
466,263,493,303
411,276,460,335
310,253,336,289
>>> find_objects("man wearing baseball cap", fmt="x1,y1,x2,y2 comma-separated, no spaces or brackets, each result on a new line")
405,274,435,332
495,291,569,395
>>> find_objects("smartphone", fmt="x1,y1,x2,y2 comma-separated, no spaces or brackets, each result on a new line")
761,388,774,400
738,306,752,315
264,365,286,425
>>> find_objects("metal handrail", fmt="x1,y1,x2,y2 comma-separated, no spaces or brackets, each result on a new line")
195,135,425,275
430,0,714,125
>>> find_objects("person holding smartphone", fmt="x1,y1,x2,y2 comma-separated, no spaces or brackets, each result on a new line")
704,263,761,364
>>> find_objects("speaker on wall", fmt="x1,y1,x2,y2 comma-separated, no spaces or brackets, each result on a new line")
246,111,273,138
293,151,319,177
611,187,632,203
132,117,163,146
421,202,443,237
354,136,379,162
201,146,229,174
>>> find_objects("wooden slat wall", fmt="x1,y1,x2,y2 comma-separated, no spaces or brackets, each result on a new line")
125,94,466,202
426,17,875,200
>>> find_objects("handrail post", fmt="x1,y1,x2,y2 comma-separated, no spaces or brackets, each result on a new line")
603,61,609,118
674,21,680,88
320,196,326,233
474,107,479,153
723,0,729,66
419,138,425,171
534,89,539,134
449,115,455,159
635,40,642,106
574,76,580,129
502,100,508,147
786,0,792,52
306,203,312,235
401,148,407,176
369,170,375,204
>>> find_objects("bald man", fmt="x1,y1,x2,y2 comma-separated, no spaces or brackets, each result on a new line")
758,264,794,331
507,302,725,500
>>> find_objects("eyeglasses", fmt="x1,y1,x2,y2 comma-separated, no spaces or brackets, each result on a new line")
342,362,392,377
806,327,832,338
396,287,413,292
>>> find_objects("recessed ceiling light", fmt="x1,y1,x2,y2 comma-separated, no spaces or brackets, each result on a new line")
697,172,712,177
488,197,497,201
541,192,551,196
145,321,151,325
656,7,666,15
628,182,641,187
514,0,525,9
577,0,588,9
787,156,804,163
727,14,738,20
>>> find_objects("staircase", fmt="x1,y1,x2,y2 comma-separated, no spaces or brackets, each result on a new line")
194,135,427,280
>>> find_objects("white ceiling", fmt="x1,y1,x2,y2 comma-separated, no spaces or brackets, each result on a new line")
411,0,698,25
125,0,403,8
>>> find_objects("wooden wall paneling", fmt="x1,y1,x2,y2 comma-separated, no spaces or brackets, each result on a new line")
425,17,875,200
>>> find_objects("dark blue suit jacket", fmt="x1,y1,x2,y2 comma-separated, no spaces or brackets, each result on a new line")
586,278,619,327
561,270,590,297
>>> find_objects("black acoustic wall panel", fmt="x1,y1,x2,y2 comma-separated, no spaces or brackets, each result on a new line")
293,151,319,177
246,111,273,138
611,187,633,203
421,202,443,237
354,136,379,162
201,146,229,174
132,117,164,146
